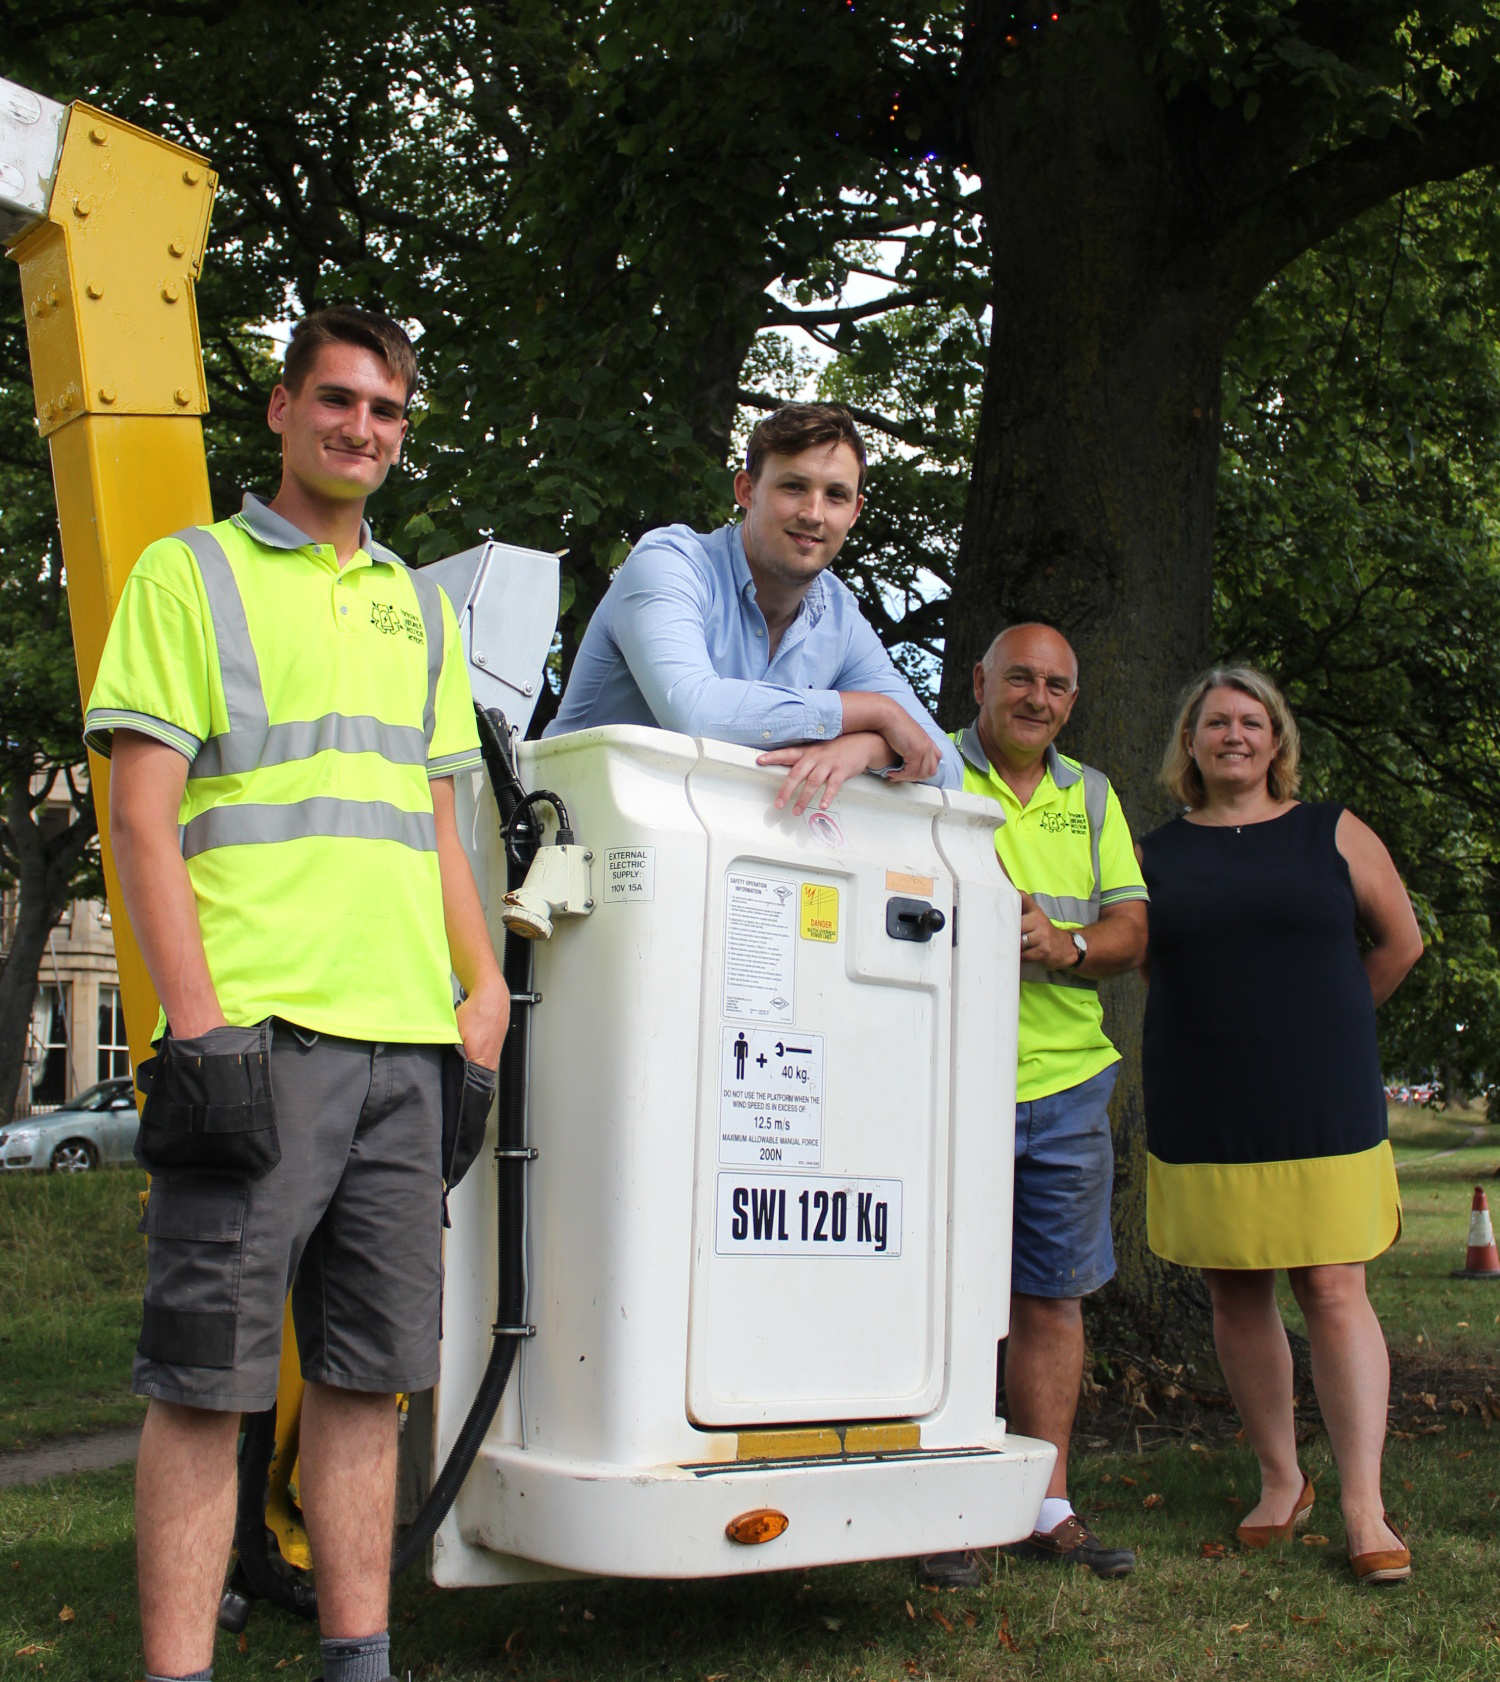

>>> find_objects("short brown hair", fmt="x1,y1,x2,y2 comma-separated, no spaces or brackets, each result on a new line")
1161,664,1302,807
281,306,419,405
744,403,867,493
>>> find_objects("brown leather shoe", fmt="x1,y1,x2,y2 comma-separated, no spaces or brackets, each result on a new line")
1350,1516,1411,1586
1005,1513,1134,1578
1235,1472,1314,1549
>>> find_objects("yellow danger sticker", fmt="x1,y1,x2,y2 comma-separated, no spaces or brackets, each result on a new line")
799,883,840,943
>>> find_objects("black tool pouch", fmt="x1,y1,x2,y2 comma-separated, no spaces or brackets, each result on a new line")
441,1047,497,1193
134,1020,279,1179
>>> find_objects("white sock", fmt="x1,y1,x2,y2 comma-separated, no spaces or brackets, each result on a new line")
1037,1496,1075,1533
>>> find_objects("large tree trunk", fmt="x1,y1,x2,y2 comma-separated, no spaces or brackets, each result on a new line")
942,12,1238,1351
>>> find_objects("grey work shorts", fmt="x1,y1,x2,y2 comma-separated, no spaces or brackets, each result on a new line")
133,1025,445,1412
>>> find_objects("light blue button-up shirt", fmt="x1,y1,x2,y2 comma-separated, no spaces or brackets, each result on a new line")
545,521,961,787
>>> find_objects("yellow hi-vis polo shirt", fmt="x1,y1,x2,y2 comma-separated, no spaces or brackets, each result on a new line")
953,724,1147,1104
84,494,482,1044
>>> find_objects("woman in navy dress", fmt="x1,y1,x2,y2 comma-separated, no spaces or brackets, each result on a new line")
1140,666,1423,1583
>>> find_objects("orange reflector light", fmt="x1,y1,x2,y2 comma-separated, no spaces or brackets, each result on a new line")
725,1507,789,1545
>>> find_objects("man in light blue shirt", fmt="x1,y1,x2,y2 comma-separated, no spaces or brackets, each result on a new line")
546,404,961,811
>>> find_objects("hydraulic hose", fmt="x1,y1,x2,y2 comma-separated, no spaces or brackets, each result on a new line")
390,705,538,1575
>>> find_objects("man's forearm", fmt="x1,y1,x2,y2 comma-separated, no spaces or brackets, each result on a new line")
1071,903,1148,978
838,691,903,752
110,736,223,1036
432,778,509,1066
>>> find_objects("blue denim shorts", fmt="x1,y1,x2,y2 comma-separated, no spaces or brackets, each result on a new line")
1010,1062,1118,1299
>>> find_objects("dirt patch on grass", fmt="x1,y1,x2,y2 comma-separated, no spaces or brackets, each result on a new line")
0,1423,140,1488
1077,1343,1500,1453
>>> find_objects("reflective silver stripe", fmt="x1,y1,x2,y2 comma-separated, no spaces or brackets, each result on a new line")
175,528,268,747
403,565,444,749
1081,763,1106,921
1027,970,1099,994
192,715,428,777
179,524,441,775
181,798,437,860
1033,892,1094,924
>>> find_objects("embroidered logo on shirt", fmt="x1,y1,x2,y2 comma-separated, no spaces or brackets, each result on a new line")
369,602,425,643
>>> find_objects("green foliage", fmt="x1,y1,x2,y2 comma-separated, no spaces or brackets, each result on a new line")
815,303,988,704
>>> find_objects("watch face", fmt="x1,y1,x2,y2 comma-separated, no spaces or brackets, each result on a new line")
1071,932,1087,957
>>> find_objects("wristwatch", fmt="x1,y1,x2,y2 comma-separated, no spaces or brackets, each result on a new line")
1068,930,1088,968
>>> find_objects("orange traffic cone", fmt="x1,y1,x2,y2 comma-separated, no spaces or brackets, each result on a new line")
1451,1185,1500,1279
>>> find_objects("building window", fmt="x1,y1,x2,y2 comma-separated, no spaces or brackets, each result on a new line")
98,985,130,1082
29,983,70,1107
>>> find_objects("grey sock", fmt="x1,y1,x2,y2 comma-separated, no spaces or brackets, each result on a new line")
144,1669,212,1682
320,1631,392,1682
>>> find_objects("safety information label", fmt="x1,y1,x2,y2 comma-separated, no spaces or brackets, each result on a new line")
718,1027,824,1168
722,871,796,1023
714,1173,903,1257
604,846,655,903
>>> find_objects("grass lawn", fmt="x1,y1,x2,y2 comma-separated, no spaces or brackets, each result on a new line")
3,1424,1498,1682
2,1109,1497,1679
0,1169,149,1451
1275,1104,1500,1381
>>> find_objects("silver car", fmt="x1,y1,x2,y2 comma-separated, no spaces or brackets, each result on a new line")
0,1076,139,1172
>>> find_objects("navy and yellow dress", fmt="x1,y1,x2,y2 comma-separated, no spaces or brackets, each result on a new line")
1140,802,1400,1269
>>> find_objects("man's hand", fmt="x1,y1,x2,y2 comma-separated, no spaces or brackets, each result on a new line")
872,706,942,783
838,692,943,784
1019,891,1076,971
757,732,890,814
455,978,509,1070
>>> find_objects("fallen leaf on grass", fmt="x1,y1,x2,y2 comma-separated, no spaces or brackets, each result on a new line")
1119,1475,1137,1487
1199,1542,1228,1559
963,1610,978,1629
904,1601,916,1621
14,1645,54,1658
504,1629,524,1653
822,1616,844,1631
904,1660,920,1674
237,1634,249,1655
1300,1534,1330,1547
931,1609,954,1633
1228,1623,1249,1633
1455,1450,1474,1461
272,1658,304,1671
57,1606,74,1623
995,1612,1020,1653
1142,1493,1164,1510
1288,1613,1325,1625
